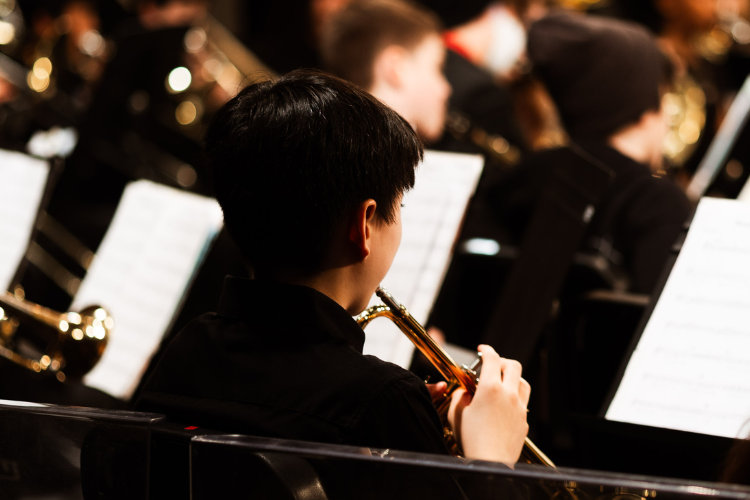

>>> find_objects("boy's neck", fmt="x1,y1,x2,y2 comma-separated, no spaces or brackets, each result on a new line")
607,109,665,171
260,266,372,317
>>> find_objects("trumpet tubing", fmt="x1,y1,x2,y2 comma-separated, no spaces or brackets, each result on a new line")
356,287,555,467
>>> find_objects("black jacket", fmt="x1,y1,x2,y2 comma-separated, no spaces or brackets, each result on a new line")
136,277,449,454
489,143,692,293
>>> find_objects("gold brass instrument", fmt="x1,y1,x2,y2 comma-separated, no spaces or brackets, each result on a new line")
0,291,111,382
445,112,522,167
355,286,555,467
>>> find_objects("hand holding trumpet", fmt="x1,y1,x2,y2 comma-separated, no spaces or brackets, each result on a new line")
447,344,531,465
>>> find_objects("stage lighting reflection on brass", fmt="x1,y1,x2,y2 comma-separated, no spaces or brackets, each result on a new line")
202,58,224,81
80,30,104,57
94,308,107,321
176,100,197,124
732,21,750,45
0,0,15,17
184,27,207,53
0,20,15,45
167,67,191,93
27,71,50,92
33,57,52,79
679,120,701,145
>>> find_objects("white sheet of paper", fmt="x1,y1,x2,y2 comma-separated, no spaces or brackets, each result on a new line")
76,180,224,400
0,149,49,291
362,150,484,368
606,197,750,438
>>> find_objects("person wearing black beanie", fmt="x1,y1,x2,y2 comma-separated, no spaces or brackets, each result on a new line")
528,11,669,149
490,11,692,294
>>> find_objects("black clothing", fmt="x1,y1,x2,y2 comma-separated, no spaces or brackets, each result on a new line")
490,143,692,294
435,49,524,242
417,0,492,29
136,277,449,455
437,49,527,159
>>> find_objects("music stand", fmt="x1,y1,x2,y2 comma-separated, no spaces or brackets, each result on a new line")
482,145,614,365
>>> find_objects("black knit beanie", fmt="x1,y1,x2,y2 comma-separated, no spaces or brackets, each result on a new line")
528,11,670,141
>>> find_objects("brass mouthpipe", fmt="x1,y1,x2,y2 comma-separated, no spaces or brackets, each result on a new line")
356,287,555,467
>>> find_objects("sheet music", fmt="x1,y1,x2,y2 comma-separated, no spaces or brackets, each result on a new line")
0,149,49,291
606,198,750,438
362,150,484,367
75,180,223,400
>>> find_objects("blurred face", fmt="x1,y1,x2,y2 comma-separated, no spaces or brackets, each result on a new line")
401,34,451,143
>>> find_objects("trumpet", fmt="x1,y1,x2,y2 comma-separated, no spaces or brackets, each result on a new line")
0,291,111,381
356,287,555,467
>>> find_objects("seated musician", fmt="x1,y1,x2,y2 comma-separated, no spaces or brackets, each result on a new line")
490,12,692,294
319,0,519,284
135,70,530,465
319,0,451,144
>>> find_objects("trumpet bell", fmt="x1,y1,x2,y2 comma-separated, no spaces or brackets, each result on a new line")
0,292,111,380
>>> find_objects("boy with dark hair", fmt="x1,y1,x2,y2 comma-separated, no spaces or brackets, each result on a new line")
320,0,451,143
136,69,530,464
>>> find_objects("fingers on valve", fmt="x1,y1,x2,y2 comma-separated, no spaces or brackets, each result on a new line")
500,359,523,387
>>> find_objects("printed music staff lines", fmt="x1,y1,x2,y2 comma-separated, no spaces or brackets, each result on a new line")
0,150,49,291
607,198,750,438
361,151,483,368
74,180,224,400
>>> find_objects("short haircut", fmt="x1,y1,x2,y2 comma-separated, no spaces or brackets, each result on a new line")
204,69,422,276
320,0,442,89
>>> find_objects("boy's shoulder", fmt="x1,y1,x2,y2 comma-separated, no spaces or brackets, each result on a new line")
138,278,433,429
136,292,445,450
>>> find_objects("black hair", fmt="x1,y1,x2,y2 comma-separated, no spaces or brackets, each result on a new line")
204,69,422,276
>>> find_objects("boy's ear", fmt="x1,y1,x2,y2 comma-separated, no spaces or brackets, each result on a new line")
349,199,378,260
372,44,407,89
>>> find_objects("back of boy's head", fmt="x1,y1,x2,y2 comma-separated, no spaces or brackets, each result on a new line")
204,69,422,277
320,0,442,90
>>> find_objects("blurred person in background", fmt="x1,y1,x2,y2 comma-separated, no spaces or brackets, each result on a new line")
320,0,450,144
490,11,691,295
424,0,532,168
588,0,750,184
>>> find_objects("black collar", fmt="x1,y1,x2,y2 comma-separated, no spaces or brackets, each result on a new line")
216,277,366,353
